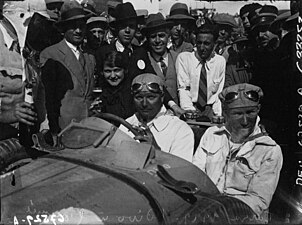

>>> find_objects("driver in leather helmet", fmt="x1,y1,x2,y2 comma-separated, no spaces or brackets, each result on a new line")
119,73,194,162
193,83,283,222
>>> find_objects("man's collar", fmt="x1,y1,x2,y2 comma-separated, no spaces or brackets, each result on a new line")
64,39,78,52
136,105,173,132
215,116,261,138
151,51,168,62
116,39,133,53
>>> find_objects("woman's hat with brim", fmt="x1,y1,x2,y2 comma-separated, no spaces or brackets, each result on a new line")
142,13,174,35
55,0,90,27
109,2,139,28
166,3,195,21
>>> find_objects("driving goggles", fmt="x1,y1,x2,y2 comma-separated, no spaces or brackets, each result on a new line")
131,82,163,94
224,90,260,103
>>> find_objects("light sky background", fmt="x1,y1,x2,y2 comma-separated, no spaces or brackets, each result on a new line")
125,0,291,16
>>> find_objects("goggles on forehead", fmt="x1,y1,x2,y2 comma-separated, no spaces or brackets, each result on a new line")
131,82,163,94
224,90,260,103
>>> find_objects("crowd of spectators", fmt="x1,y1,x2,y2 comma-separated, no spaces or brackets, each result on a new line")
1,0,300,223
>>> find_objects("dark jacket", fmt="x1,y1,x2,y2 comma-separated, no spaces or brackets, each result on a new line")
95,40,174,105
100,75,135,125
148,50,179,105
40,40,95,133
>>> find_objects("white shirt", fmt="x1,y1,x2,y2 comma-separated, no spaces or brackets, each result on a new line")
176,51,225,116
65,39,80,60
119,106,194,162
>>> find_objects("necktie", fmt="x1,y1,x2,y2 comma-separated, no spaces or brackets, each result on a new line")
123,47,132,58
78,49,85,68
159,57,167,77
197,62,207,110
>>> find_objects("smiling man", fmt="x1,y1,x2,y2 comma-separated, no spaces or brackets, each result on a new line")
144,13,179,105
176,22,225,118
119,73,194,162
193,83,283,222
40,0,95,144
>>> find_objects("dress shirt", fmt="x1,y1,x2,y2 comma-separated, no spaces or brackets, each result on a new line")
193,117,283,220
176,51,225,116
65,39,80,60
119,105,194,162
154,52,168,73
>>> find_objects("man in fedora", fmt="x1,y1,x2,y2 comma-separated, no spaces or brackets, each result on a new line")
166,2,195,54
40,0,95,145
143,12,180,106
96,2,184,117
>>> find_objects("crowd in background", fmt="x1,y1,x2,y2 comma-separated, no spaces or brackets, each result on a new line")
0,0,301,223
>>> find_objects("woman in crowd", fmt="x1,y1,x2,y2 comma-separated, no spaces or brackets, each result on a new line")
95,50,135,125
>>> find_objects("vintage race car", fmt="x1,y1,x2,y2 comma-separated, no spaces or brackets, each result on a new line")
0,114,258,225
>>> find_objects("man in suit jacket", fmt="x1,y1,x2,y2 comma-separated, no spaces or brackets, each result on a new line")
95,2,184,116
40,0,95,143
143,13,180,106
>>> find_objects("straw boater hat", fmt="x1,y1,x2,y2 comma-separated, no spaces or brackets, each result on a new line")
55,0,90,28
142,13,174,35
166,2,195,21
109,2,142,28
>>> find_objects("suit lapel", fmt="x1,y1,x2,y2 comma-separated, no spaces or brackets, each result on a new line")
59,41,86,91
148,52,165,80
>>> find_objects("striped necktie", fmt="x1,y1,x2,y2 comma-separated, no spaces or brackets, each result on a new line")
159,57,167,77
197,61,207,110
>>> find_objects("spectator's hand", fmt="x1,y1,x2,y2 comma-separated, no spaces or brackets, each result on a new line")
14,102,37,126
171,104,185,117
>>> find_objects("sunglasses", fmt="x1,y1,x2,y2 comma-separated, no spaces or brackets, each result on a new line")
131,82,162,94
224,90,260,103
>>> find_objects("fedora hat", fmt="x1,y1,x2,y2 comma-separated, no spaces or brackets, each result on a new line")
109,2,140,28
142,13,174,35
56,0,90,26
166,3,195,21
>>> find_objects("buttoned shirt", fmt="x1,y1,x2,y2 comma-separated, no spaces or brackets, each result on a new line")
193,117,283,219
176,51,225,115
119,105,194,162
65,39,80,60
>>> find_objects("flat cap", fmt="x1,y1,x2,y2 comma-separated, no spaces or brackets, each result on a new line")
219,83,263,109
212,13,237,28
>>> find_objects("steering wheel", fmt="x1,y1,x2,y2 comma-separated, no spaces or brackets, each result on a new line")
91,112,141,136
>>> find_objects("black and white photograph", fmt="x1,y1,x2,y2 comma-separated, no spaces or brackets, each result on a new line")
1,0,301,224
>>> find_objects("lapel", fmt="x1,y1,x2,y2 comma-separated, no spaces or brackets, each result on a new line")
83,52,94,96
148,52,165,80
58,40,86,92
